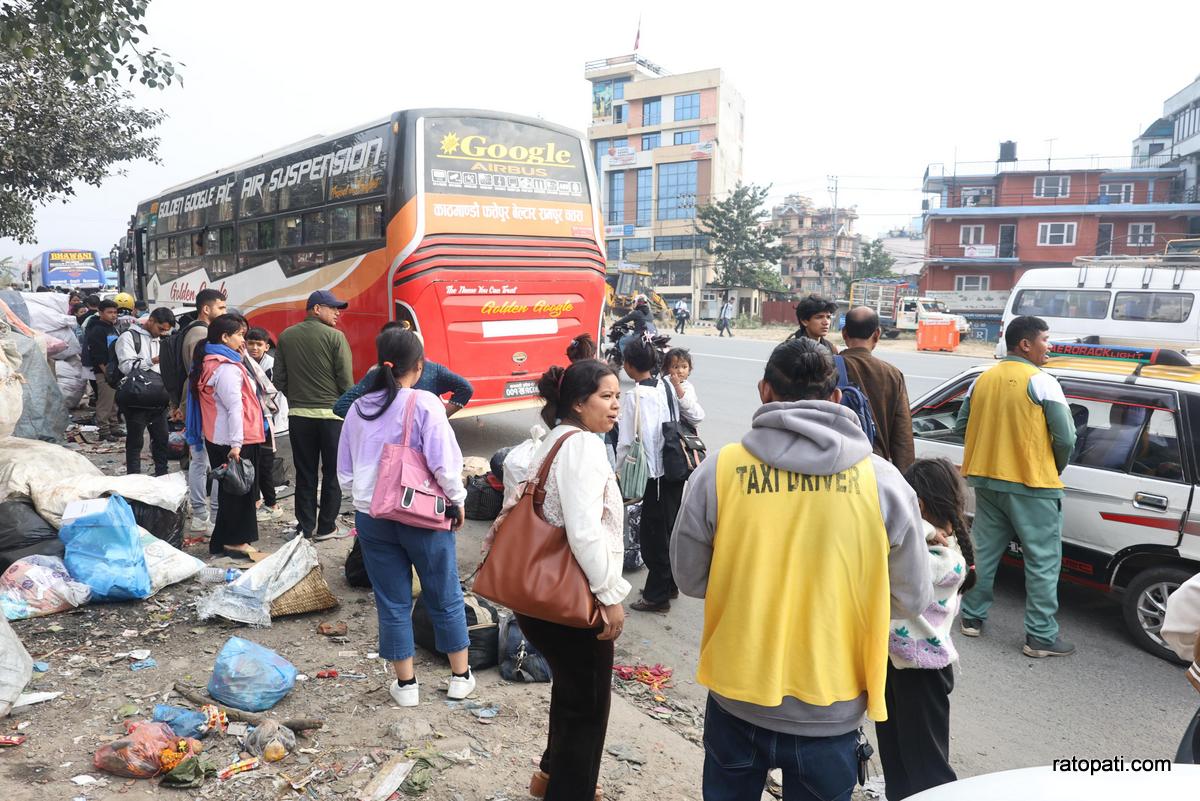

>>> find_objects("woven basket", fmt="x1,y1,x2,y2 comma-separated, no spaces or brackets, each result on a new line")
270,566,339,618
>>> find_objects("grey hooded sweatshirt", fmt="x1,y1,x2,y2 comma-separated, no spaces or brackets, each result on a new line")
670,399,933,736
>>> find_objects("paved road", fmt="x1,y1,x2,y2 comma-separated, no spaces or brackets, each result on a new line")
450,333,1198,778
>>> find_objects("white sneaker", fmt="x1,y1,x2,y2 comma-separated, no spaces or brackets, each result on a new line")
188,515,210,533
446,671,476,701
313,526,349,542
389,679,420,707
256,505,283,522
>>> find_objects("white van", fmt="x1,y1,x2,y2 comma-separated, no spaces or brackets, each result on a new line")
997,256,1200,359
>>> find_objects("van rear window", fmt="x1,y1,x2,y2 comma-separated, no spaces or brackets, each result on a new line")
1111,292,1195,323
1013,289,1110,319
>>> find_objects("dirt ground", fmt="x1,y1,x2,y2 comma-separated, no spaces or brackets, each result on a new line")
2,432,720,801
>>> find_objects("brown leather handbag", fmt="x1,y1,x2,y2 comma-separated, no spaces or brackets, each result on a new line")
472,430,603,629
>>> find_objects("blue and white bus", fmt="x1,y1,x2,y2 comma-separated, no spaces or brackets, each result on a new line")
28,249,107,289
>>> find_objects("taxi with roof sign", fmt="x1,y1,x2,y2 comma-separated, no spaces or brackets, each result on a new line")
910,341,1200,662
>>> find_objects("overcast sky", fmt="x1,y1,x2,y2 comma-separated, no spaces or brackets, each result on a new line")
4,0,1198,266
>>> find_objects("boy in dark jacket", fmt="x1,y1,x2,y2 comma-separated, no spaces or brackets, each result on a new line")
84,299,123,441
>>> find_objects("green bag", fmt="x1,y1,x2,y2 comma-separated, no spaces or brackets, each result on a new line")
619,390,649,502
160,756,217,789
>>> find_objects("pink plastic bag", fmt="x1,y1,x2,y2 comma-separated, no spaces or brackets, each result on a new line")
93,721,199,778
368,393,450,530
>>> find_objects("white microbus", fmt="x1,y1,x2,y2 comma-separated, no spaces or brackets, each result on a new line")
997,255,1200,359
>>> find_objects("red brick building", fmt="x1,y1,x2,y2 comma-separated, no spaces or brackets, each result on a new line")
920,162,1200,299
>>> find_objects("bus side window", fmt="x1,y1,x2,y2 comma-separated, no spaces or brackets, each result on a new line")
359,203,383,239
331,206,358,242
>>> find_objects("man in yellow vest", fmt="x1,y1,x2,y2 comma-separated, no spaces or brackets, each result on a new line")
954,315,1077,658
671,338,932,800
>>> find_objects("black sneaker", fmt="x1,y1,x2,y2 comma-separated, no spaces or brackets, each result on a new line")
960,617,983,637
1023,634,1075,658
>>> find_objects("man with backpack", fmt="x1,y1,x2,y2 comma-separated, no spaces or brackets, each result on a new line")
838,306,914,471
84,299,123,441
165,288,227,531
114,307,176,476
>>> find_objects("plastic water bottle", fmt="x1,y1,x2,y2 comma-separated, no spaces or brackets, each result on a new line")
198,567,242,584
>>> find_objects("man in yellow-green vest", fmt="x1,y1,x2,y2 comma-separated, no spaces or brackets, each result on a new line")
671,338,932,801
955,315,1077,658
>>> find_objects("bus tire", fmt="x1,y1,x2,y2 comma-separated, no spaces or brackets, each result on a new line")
1121,565,1192,664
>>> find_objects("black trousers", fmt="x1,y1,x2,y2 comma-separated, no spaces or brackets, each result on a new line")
515,613,614,801
874,663,957,800
122,404,169,476
639,476,685,604
674,316,687,333
205,441,261,555
256,444,277,507
289,416,343,537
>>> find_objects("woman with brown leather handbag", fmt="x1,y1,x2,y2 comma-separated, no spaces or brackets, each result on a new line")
480,359,630,801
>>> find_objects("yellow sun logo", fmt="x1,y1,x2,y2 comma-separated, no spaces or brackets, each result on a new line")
440,133,460,155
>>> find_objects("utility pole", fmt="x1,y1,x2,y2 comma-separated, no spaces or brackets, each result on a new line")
830,175,840,297
1045,137,1057,170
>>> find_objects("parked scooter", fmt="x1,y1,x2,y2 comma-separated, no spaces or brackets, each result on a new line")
604,322,672,374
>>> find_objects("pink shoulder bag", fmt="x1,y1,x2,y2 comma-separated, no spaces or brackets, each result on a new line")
368,392,451,530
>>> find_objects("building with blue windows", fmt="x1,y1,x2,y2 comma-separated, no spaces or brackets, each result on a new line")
585,54,745,318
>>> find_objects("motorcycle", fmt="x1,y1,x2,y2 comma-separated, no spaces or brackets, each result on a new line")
604,322,672,374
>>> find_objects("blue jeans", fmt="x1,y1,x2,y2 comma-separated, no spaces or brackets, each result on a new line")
703,696,858,801
355,511,469,662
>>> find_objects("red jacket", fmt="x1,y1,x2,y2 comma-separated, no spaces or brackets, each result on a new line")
197,353,266,447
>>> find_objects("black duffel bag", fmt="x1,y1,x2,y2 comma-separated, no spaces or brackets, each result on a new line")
464,474,503,521
412,591,499,671
344,538,372,589
498,615,551,683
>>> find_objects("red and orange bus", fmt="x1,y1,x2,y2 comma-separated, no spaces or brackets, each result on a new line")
124,109,606,414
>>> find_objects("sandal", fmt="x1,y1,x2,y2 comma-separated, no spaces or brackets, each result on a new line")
529,771,602,800
223,546,265,562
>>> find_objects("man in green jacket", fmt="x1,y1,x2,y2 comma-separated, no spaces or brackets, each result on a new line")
954,315,1077,658
275,290,354,541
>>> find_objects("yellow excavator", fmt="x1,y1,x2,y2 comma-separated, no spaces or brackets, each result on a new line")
605,264,668,320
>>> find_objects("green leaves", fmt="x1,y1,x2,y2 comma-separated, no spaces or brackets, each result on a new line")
859,238,897,280
0,0,182,88
696,182,794,292
0,50,163,241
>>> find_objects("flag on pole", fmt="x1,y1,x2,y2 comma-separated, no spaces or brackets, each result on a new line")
634,15,641,51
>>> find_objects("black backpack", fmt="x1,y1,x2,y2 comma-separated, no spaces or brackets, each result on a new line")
104,334,125,388
160,319,204,405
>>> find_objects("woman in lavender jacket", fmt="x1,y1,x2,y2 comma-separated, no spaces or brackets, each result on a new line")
337,327,474,708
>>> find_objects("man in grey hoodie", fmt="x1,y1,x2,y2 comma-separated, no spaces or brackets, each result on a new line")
114,307,176,476
671,337,932,801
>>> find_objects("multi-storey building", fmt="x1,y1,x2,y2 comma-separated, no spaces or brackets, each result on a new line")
1163,74,1200,200
1132,119,1173,169
585,54,745,316
920,151,1200,304
771,194,862,298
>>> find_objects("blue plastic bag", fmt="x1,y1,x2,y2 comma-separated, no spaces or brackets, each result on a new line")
152,704,209,739
207,637,296,712
59,496,152,602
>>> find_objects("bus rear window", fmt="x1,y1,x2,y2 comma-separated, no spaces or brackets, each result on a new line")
1014,289,1110,319
1111,292,1195,323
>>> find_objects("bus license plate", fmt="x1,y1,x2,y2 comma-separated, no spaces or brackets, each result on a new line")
504,380,538,399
